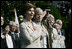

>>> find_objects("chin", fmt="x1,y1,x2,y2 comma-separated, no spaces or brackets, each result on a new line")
31,16,34,19
37,20,40,22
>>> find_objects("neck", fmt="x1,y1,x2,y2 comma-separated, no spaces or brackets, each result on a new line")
58,29,60,32
25,17,32,23
35,20,41,25
35,19,41,23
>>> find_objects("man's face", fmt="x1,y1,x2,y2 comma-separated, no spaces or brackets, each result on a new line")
26,8,35,19
36,13,43,22
1,17,4,26
58,21,62,29
11,24,16,32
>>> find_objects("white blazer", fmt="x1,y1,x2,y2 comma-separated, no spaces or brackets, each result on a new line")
6,34,13,48
20,19,41,48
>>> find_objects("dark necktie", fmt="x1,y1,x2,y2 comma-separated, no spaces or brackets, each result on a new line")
15,34,18,40
15,33,20,48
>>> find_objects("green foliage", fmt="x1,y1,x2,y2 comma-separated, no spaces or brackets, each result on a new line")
50,4,62,20
1,1,70,32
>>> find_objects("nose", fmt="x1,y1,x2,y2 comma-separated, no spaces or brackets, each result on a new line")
31,11,34,13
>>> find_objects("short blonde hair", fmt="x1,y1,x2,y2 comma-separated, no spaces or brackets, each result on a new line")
35,7,43,15
53,23,60,29
48,14,54,21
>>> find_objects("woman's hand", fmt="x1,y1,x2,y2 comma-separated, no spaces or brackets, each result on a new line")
5,25,10,35
53,34,58,39
61,36,65,40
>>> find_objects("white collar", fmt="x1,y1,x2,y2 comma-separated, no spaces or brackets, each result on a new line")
10,31,15,34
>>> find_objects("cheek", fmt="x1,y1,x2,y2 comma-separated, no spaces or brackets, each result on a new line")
56,27,59,29
33,12,35,14
57,27,60,30
12,27,16,30
28,11,31,14
39,17,42,21
41,16,43,19
27,11,31,15
2,21,4,23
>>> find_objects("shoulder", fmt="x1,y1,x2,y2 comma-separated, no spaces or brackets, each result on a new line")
20,22,26,30
20,19,26,25
33,22,37,26
20,21,26,28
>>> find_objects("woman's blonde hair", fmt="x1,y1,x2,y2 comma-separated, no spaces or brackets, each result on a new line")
53,23,60,29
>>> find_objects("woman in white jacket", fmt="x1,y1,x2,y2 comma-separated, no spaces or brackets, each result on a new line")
20,3,42,48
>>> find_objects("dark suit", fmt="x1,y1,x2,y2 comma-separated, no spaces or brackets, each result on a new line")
14,33,20,48
1,37,8,48
9,31,20,48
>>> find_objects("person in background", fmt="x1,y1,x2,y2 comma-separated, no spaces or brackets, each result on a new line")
1,17,13,48
47,14,59,48
19,15,24,24
56,19,66,48
56,19,65,42
33,7,49,48
4,25,13,48
41,11,52,48
1,16,5,39
1,16,6,48
9,21,20,48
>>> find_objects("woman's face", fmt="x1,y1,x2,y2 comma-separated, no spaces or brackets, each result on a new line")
26,8,35,19
5,25,10,33
49,17,54,25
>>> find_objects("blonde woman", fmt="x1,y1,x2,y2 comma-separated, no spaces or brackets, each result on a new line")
47,14,59,48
